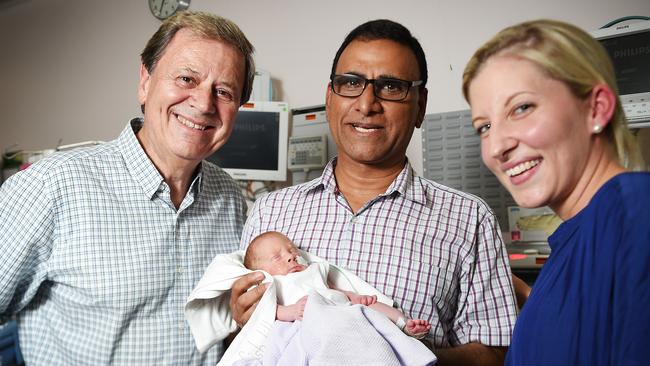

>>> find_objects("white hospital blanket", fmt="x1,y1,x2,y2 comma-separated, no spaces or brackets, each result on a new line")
235,291,437,366
272,261,350,306
185,250,395,365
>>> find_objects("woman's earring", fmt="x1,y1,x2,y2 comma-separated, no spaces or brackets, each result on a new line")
593,124,602,134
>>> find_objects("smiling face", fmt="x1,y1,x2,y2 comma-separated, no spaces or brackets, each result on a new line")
137,28,245,172
246,232,306,276
325,39,427,168
468,55,596,214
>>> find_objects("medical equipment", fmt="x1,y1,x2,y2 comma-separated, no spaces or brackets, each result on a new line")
591,20,650,128
206,101,289,182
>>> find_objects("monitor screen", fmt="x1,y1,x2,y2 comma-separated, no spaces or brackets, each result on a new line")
591,20,650,126
206,101,289,181
598,28,650,96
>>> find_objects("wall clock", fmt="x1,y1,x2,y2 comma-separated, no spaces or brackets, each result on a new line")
149,0,190,20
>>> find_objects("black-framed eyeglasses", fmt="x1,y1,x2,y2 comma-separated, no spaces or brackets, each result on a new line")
330,73,423,101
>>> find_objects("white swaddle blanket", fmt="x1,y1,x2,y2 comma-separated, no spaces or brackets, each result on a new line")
238,291,437,366
271,261,351,306
185,250,396,365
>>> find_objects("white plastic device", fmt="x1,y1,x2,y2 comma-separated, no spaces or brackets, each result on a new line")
590,20,650,127
288,135,327,171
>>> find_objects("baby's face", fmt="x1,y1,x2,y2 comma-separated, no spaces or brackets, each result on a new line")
253,234,307,275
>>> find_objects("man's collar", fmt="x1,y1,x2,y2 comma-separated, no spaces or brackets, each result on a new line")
118,118,165,199
304,157,426,205
390,159,426,205
119,118,205,200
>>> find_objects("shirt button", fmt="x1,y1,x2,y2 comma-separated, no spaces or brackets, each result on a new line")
177,267,184,274
179,321,185,332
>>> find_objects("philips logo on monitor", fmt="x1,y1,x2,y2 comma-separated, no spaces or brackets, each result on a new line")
206,101,289,182
591,20,650,127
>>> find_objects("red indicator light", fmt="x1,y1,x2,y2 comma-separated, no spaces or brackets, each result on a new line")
509,254,528,261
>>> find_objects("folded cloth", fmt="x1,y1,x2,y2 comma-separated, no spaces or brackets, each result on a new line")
235,291,437,366
184,250,395,365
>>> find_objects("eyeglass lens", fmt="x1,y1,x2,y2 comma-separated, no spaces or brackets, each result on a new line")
331,74,413,101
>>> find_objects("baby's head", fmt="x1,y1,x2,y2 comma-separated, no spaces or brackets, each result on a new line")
244,231,307,275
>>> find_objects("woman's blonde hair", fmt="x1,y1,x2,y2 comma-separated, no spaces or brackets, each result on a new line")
462,19,643,170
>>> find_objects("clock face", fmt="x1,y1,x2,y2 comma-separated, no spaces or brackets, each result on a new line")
149,0,190,20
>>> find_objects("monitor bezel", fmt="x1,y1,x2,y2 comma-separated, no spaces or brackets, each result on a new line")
212,101,289,182
590,19,650,41
590,20,650,126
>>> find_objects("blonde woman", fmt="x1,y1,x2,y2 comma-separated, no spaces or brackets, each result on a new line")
463,19,649,365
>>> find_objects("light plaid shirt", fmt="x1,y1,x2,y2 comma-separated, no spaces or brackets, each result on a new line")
0,119,245,365
241,159,517,348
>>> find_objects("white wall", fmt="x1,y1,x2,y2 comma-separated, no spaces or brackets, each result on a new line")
1,0,649,175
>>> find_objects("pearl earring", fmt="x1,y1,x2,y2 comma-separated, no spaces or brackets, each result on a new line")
593,124,602,134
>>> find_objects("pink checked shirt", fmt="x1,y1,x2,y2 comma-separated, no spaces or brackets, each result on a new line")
241,159,517,348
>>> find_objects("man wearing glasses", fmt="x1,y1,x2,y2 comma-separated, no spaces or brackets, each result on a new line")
231,19,517,365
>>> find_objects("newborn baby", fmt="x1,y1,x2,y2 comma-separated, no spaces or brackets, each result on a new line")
244,231,431,338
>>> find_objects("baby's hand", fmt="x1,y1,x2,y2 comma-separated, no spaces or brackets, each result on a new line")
294,295,308,319
404,319,431,339
348,293,377,306
276,295,308,322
